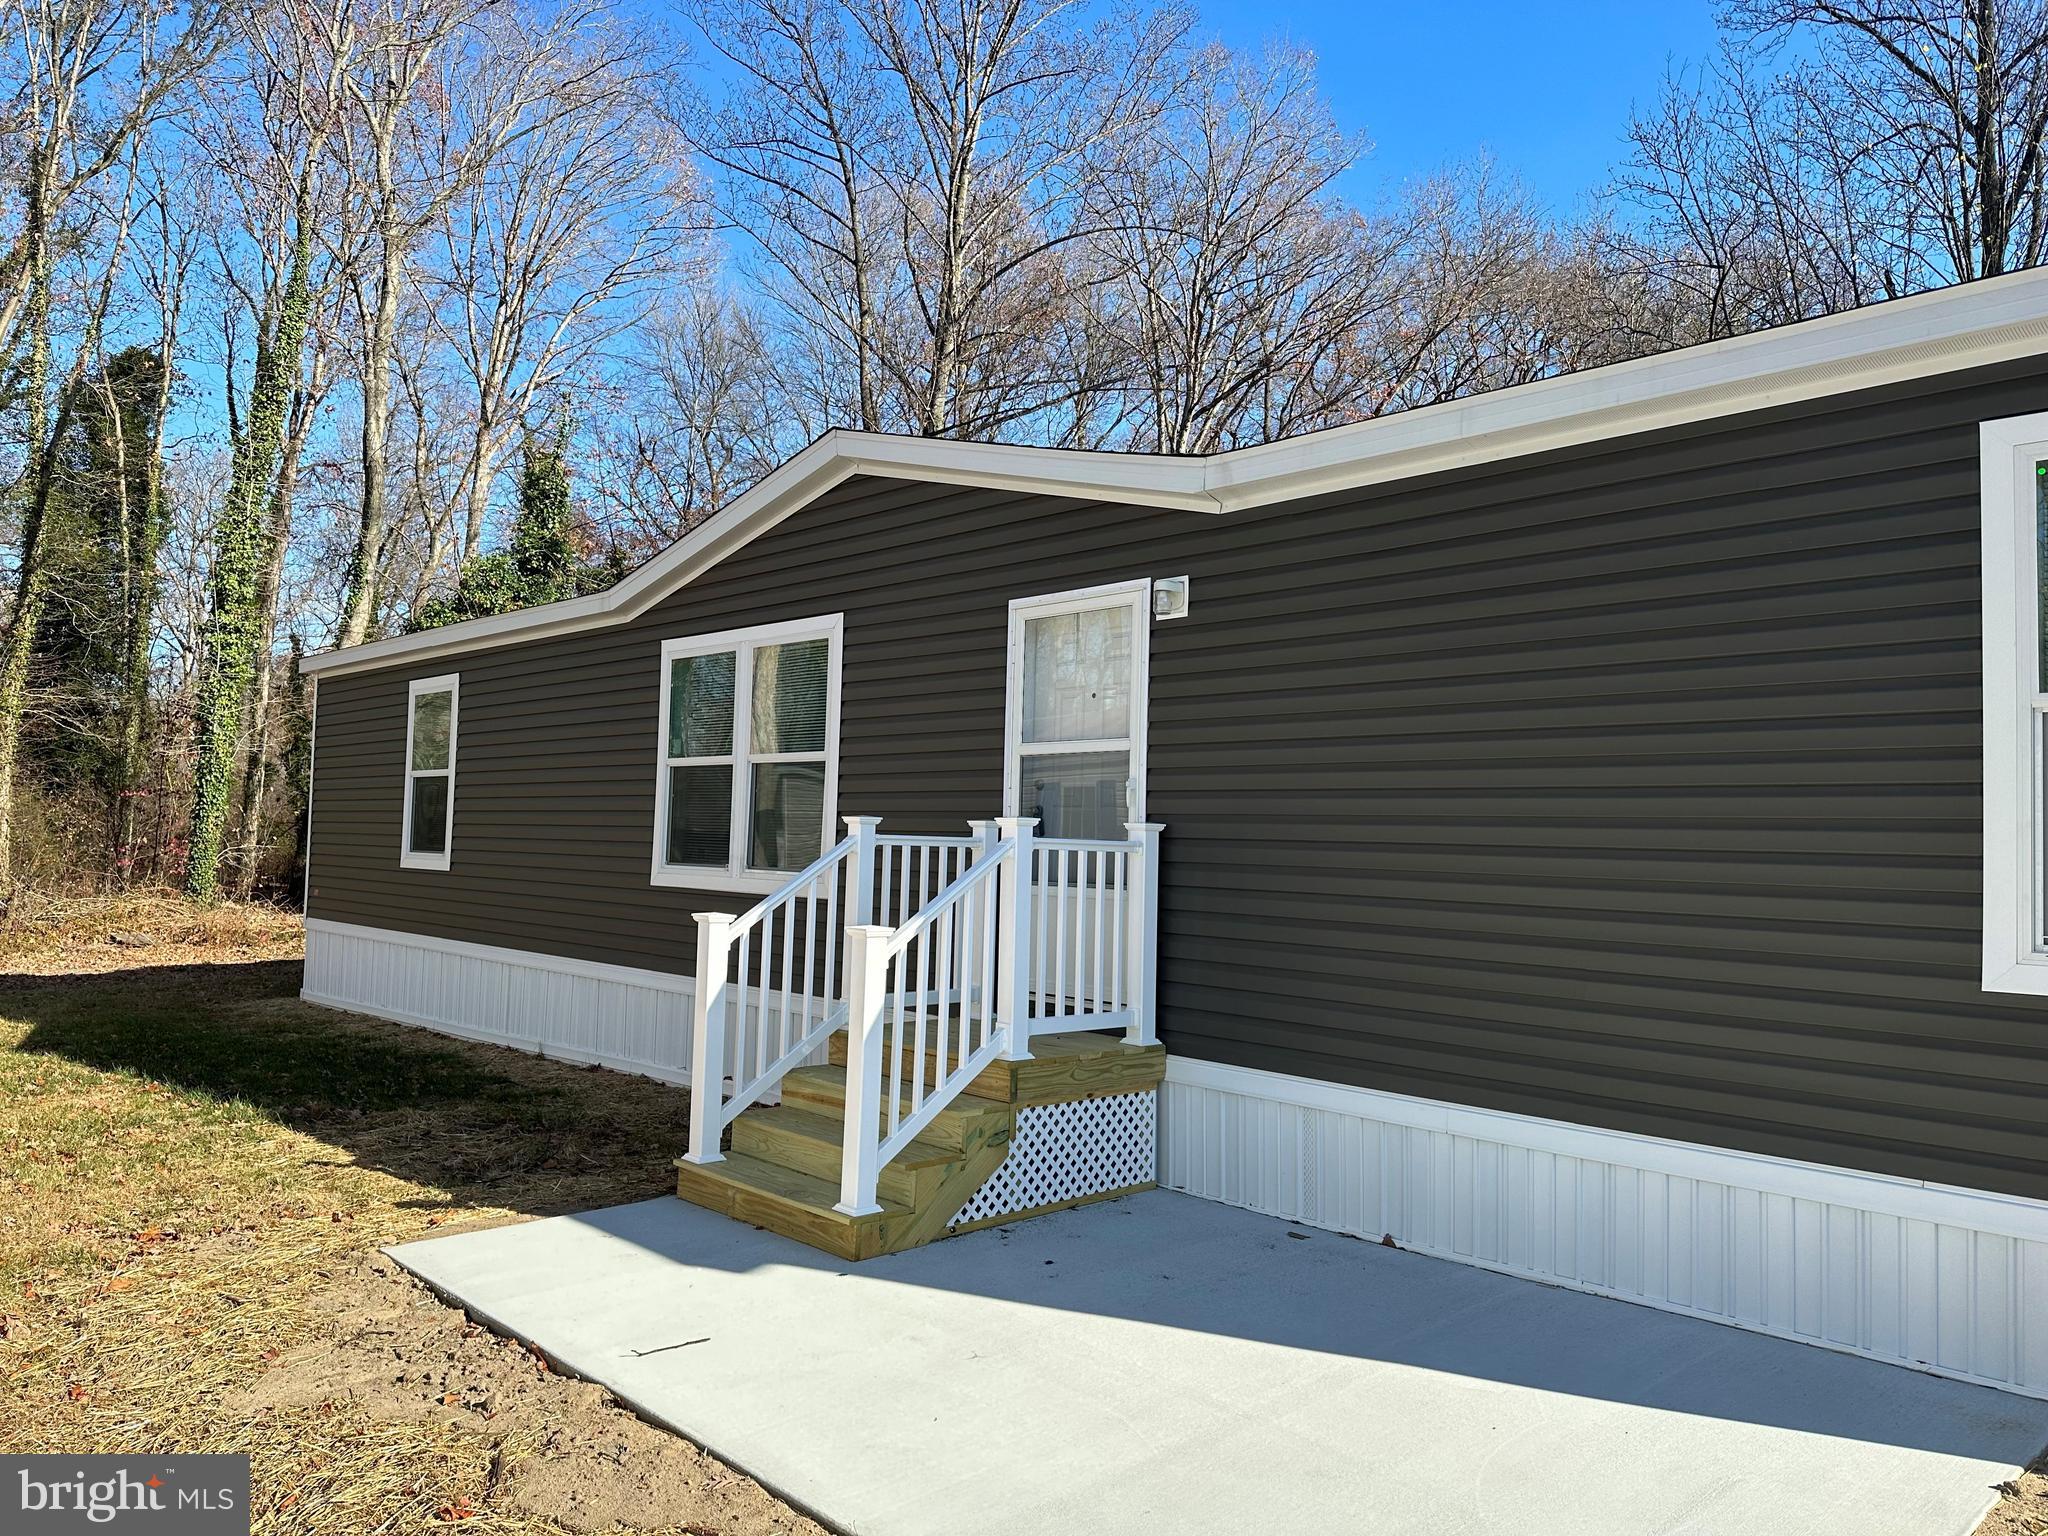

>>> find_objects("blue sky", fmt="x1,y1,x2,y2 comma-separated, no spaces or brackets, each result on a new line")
1178,0,1723,212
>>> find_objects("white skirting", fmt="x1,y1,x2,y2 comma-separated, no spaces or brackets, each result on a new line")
303,918,697,1085
1160,1056,2048,1400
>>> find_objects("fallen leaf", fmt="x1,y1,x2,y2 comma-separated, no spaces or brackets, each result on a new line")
436,1498,477,1521
105,1277,134,1293
66,1384,87,1402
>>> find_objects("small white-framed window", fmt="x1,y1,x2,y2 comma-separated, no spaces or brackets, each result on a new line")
401,673,459,871
652,614,841,893
1982,413,2048,995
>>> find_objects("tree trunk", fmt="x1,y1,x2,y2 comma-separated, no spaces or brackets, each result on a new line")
338,114,405,649
0,146,58,888
228,398,310,901
186,168,319,901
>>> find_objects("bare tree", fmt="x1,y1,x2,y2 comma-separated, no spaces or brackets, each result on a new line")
690,0,900,432
428,11,704,566
1090,41,1385,453
1731,0,2048,282
695,0,1192,443
329,0,503,648
0,0,220,883
183,0,358,898
584,289,791,548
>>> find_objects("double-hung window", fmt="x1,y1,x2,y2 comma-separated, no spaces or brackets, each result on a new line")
653,615,841,892
1982,414,2048,994
401,674,458,871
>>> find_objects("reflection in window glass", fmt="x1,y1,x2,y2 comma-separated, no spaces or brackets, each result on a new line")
1022,607,1130,744
1020,750,1128,840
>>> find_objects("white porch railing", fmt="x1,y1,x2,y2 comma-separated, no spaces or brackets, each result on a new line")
684,813,1162,1216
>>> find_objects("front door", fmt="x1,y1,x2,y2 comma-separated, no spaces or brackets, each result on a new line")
1004,580,1149,836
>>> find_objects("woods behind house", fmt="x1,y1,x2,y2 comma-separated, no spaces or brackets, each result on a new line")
3,0,2042,902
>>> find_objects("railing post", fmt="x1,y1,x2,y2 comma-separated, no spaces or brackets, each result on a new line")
994,815,1037,1060
844,814,881,926
685,912,735,1163
1123,822,1164,1048
964,820,998,1018
836,923,892,1215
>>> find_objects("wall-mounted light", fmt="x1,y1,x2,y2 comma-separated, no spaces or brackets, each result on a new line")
1153,575,1190,620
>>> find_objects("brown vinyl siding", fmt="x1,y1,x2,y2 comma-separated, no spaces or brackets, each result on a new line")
309,354,2048,1201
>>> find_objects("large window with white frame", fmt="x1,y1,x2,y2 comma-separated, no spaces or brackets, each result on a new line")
1981,413,2048,994
653,615,841,892
401,674,458,871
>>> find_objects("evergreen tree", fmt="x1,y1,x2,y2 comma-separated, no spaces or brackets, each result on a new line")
410,429,620,632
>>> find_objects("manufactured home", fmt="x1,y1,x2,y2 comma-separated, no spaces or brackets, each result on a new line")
302,270,2048,1398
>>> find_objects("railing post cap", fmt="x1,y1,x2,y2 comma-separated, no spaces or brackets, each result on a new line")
843,814,882,830
994,815,1039,831
692,910,738,926
1125,820,1166,836
847,922,894,939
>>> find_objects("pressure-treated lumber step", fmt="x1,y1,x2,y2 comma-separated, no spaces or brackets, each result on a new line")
729,1105,961,1207
677,1029,1163,1262
827,1027,1167,1106
672,1150,908,1262
780,1065,1013,1155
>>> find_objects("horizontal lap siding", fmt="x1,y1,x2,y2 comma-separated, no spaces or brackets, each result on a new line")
310,355,2048,1200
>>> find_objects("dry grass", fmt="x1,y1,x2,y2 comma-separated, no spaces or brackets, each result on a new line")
0,906,820,1536
0,887,303,973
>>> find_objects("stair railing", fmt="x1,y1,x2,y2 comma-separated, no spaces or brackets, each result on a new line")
837,832,1015,1215
683,817,876,1165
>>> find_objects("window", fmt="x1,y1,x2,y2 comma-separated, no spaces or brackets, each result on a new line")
1982,414,2048,994
401,674,458,870
653,616,841,891
1005,582,1149,841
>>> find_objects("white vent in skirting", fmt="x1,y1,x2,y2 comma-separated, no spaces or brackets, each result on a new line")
952,1091,1157,1228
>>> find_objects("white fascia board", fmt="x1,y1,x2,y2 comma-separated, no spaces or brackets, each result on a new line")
303,268,2048,681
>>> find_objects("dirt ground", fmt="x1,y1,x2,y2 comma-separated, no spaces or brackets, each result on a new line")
0,901,823,1536
1981,1457,2048,1536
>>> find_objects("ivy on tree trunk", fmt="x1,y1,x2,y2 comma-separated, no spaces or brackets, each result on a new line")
185,173,317,902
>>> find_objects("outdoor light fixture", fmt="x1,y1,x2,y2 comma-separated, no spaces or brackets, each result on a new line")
1153,575,1190,620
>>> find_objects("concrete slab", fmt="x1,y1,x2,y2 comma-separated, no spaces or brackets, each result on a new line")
389,1191,2048,1536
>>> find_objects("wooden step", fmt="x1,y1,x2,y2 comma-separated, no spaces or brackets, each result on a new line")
673,1150,908,1262
730,1105,961,1207
781,1066,1013,1156
827,1027,1167,1107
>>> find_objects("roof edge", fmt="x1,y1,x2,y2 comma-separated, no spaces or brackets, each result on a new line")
303,268,2048,680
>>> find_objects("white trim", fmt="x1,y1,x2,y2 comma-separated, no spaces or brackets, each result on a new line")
302,918,696,1087
651,613,842,896
304,268,2048,682
1003,580,1151,830
1160,1056,2048,1398
400,673,459,871
301,675,318,915
1981,413,2048,995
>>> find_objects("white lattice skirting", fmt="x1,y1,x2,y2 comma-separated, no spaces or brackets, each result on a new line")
1160,1056,2048,1400
954,1091,1157,1228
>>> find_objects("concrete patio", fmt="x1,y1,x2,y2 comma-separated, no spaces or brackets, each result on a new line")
389,1189,2048,1536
